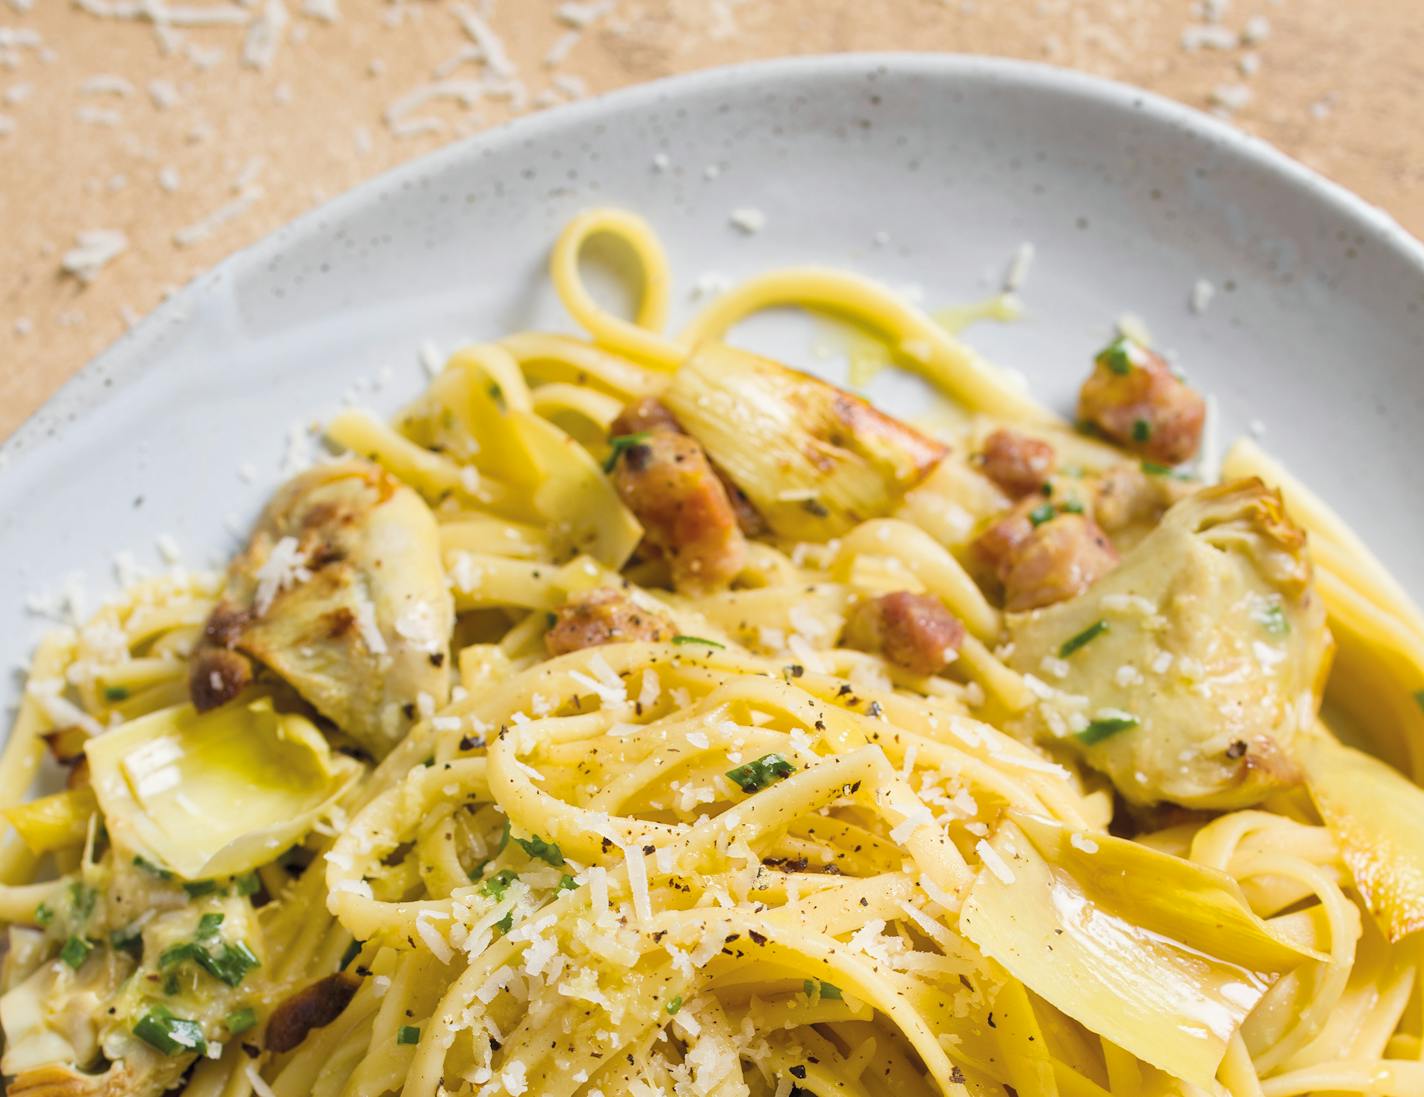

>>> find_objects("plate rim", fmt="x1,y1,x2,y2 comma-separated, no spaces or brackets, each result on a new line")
7,50,1423,466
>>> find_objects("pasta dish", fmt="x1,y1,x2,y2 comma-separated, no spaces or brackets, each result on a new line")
1,209,1422,1097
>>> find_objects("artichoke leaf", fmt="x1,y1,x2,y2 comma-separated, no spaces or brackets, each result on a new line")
509,411,643,569
959,811,1315,1090
664,343,948,541
1298,727,1424,943
3,787,97,855
85,699,360,880
1006,479,1332,809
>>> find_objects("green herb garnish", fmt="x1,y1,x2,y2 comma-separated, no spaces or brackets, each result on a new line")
34,901,52,927
1058,499,1084,515
397,1025,421,1045
1059,620,1109,658
602,432,651,472
1256,602,1290,636
725,753,796,794
481,869,519,900
133,855,174,881
103,685,130,702
339,938,364,972
60,935,93,969
671,635,725,649
111,925,143,958
513,834,565,867
1097,336,1134,376
160,938,260,988
1028,503,1057,527
181,879,221,899
1414,689,1424,713
557,874,578,893
487,383,505,410
69,881,96,922
134,1005,207,1056
803,978,843,1000
1076,715,1139,745
493,911,514,935
226,1008,257,1035
234,872,261,897
666,996,683,1015
1131,419,1152,443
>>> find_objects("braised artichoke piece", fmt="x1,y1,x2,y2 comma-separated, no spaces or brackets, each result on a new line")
663,344,948,541
1005,478,1332,809
190,460,453,758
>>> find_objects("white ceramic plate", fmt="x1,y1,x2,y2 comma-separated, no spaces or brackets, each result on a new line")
5,54,1423,710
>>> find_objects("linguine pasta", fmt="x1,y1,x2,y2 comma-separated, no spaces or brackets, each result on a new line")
0,210,1422,1097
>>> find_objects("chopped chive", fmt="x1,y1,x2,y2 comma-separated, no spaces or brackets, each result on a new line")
493,911,514,935
226,1008,257,1035
110,925,143,956
513,834,565,867
34,901,52,927
1076,715,1139,745
69,882,96,922
1141,461,1175,477
181,879,221,899
1059,620,1109,658
160,938,260,988
666,995,683,1015
339,939,364,972
1058,499,1084,515
134,1005,206,1056
481,869,519,900
1040,482,1054,497
1097,337,1134,376
195,913,225,938
545,611,558,628
671,635,725,649
133,855,174,881
803,978,843,1000
725,753,796,794
602,432,651,473
397,1025,421,1045
103,685,130,702
557,874,578,893
1256,603,1290,636
487,383,505,410
60,935,93,969
1132,419,1152,443
234,872,261,898
1028,503,1057,527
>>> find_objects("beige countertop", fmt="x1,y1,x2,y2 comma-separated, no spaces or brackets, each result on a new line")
2,0,1420,441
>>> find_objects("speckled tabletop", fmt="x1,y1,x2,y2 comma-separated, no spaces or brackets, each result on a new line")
2,0,1420,441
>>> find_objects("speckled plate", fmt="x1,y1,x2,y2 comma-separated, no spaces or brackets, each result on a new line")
5,53,1423,701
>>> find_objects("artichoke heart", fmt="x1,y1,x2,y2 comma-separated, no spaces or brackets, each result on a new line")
85,699,360,880
1006,478,1333,809
960,812,1315,1090
1298,728,1424,943
191,459,454,758
663,343,948,540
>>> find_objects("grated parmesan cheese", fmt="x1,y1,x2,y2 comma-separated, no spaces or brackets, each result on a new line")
243,0,289,70
728,207,765,234
174,188,262,247
1003,241,1034,291
975,839,1016,885
60,229,128,284
80,73,135,96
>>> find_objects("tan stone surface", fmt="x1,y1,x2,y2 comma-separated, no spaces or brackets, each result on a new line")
2,0,1420,440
